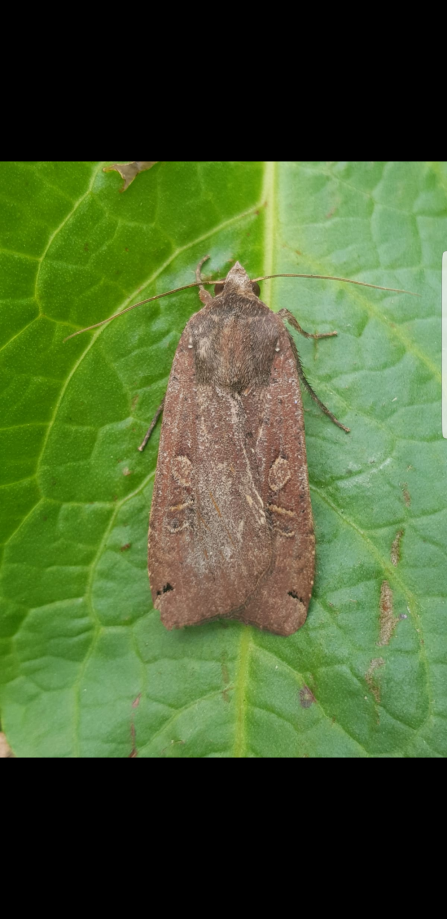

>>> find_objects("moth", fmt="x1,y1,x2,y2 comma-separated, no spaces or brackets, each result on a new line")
66,260,415,636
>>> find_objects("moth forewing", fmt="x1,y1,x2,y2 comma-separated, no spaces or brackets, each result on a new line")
237,317,315,635
148,321,272,626
148,262,315,636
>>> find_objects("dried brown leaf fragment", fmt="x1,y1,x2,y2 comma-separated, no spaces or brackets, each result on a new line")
103,161,158,191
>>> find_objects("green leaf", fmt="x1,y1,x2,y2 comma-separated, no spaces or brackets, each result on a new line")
0,161,445,757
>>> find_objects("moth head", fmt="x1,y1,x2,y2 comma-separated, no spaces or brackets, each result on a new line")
215,262,260,298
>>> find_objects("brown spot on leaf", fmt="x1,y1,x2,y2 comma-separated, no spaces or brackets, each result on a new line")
365,657,385,703
129,722,138,758
402,484,411,507
325,204,338,219
299,685,316,708
132,693,141,709
131,393,139,411
122,467,132,476
391,529,404,566
103,160,158,192
0,732,14,758
120,543,131,552
221,657,230,686
378,581,397,646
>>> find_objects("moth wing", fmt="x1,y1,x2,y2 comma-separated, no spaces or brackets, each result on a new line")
237,316,315,635
148,316,273,628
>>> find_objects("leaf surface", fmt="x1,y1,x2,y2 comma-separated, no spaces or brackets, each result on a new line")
0,161,445,757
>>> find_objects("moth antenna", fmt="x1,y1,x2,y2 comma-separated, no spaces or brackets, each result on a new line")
63,268,419,343
63,278,218,341
251,273,420,297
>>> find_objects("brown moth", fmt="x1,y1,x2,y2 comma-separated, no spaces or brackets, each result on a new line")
65,260,417,637
146,259,349,637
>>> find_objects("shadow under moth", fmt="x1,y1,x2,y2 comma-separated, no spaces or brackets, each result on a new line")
66,259,416,636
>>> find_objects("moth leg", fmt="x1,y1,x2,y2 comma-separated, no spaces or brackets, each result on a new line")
285,330,350,433
195,255,211,286
138,397,165,452
278,308,337,339
196,255,214,305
